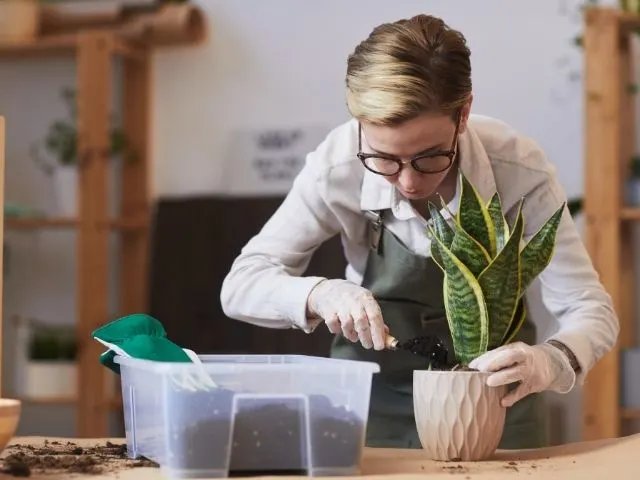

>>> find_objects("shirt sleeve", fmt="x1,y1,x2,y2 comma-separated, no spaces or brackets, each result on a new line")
220,144,343,333
519,166,619,385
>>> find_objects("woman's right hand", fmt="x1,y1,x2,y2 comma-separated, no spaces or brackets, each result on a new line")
306,279,387,350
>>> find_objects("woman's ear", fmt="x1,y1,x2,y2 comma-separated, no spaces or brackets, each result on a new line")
458,94,473,134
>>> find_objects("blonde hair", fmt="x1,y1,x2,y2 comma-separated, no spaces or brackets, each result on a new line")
346,14,471,125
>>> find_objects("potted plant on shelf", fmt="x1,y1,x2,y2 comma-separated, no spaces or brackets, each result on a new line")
413,173,564,461
31,87,129,217
23,324,77,398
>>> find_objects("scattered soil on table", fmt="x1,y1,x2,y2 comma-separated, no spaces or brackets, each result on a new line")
0,440,158,477
441,464,468,474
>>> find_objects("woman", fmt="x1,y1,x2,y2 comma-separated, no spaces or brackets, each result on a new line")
221,14,618,449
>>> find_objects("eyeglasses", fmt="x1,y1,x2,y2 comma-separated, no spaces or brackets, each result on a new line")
357,111,461,176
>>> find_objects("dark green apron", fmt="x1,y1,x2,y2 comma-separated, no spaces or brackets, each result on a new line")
330,210,548,449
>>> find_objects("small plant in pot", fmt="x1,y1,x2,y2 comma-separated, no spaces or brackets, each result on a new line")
24,325,77,398
31,87,129,217
413,173,564,461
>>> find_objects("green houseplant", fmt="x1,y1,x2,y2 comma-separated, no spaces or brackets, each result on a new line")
413,173,564,461
428,174,564,366
28,327,77,361
33,87,127,170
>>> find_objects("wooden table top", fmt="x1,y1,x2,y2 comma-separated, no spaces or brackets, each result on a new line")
1,433,638,479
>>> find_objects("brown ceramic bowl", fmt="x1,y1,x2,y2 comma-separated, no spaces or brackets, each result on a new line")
0,399,21,453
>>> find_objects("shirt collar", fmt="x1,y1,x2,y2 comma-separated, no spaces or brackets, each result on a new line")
359,119,498,219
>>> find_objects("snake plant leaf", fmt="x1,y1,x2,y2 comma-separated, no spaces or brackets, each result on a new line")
439,195,456,220
428,227,445,271
450,223,491,277
427,202,454,246
487,193,509,252
431,234,489,364
427,202,454,268
519,203,565,293
502,298,527,344
457,174,497,257
478,199,524,349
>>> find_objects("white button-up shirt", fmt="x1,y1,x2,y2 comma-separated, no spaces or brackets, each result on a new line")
221,114,619,384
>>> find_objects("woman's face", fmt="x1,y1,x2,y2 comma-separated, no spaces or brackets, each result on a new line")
360,103,470,201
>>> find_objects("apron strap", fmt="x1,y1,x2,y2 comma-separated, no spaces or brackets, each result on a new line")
363,210,383,252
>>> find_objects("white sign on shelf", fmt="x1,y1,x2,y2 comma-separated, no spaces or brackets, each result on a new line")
222,125,329,196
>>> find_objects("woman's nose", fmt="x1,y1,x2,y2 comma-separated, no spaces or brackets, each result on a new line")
397,168,422,191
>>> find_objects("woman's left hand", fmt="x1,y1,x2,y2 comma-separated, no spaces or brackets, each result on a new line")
468,342,576,407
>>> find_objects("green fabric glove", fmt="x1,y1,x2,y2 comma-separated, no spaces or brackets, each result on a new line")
92,313,191,374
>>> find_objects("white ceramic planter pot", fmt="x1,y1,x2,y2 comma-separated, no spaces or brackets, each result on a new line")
24,361,77,398
52,165,77,217
413,370,506,461
0,0,40,44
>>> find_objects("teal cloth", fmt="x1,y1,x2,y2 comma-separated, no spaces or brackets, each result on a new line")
92,313,191,374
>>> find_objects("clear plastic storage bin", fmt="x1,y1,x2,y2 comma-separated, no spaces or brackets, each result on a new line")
116,354,380,478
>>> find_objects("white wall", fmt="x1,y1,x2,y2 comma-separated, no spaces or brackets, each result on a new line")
1,0,607,440
152,0,591,199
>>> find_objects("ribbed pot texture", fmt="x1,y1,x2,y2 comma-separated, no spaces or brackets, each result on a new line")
413,370,506,461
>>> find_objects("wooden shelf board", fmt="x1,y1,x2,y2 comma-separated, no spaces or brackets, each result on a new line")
15,395,122,410
15,395,76,405
5,217,77,229
5,217,148,231
622,408,640,420
619,11,640,31
0,33,147,61
0,34,78,58
620,208,640,220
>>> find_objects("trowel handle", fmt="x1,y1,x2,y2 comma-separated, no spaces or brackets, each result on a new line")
384,333,399,350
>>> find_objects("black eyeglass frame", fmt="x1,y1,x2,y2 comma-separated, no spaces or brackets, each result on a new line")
357,110,462,176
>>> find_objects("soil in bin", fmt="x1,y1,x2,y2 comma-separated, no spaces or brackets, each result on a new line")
169,388,364,475
0,440,158,477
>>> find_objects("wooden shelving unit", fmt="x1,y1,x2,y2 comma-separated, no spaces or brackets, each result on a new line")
583,7,640,440
0,23,201,436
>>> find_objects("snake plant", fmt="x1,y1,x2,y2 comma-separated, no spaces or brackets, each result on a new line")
428,173,564,366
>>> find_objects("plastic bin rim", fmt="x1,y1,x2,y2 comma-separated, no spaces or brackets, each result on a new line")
113,354,381,373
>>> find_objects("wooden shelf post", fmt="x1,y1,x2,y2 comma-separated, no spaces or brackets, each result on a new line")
583,7,639,440
76,31,114,437
121,48,151,316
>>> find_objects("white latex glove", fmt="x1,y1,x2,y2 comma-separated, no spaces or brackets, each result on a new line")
306,279,387,350
468,342,576,407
